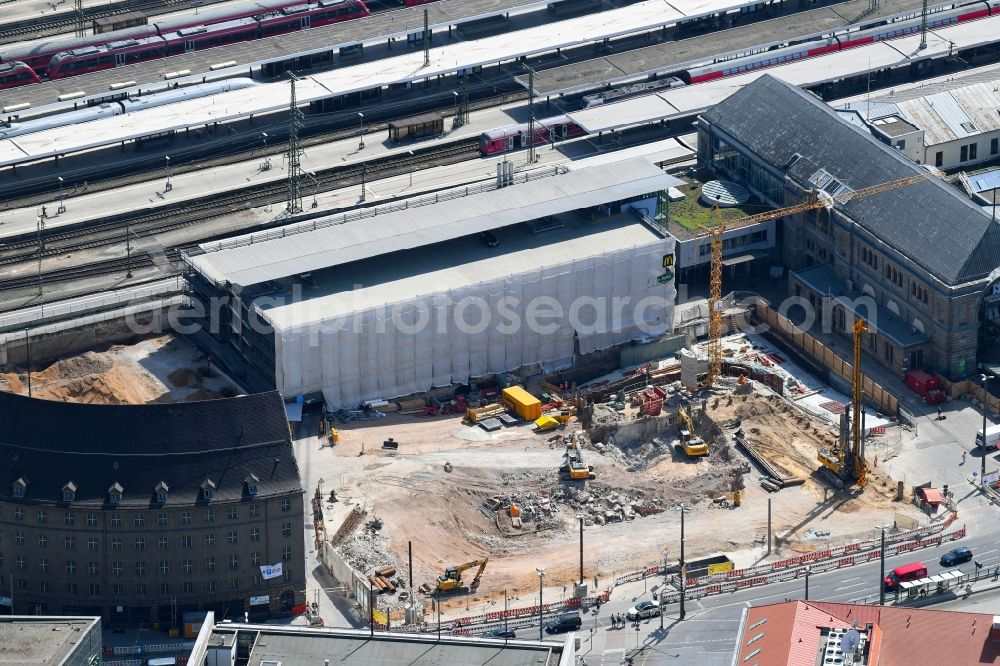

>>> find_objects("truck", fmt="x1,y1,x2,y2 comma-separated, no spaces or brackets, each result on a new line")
976,424,1000,450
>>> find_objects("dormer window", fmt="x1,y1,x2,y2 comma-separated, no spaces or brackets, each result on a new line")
62,481,77,503
12,477,27,499
201,478,216,501
245,474,259,497
154,481,169,504
108,482,123,506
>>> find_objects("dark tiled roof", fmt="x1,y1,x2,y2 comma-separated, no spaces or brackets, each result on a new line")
702,75,1000,286
0,390,301,506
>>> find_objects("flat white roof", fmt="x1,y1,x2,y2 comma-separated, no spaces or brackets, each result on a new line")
569,93,679,133
187,159,670,287
569,137,692,173
259,214,666,330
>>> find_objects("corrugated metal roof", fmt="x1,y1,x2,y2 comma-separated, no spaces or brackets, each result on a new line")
187,160,671,287
923,91,977,139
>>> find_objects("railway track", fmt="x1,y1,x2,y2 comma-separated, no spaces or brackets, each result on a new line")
0,0,214,43
0,138,479,290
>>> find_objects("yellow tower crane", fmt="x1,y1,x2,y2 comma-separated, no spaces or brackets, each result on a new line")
703,172,935,389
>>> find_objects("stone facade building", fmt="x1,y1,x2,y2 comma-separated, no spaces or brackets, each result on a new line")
0,390,305,626
697,75,1000,380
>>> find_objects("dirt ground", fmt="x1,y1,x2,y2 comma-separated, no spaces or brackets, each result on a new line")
298,387,924,617
0,335,240,404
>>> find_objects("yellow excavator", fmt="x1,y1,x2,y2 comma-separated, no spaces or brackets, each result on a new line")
560,442,596,480
676,407,709,458
436,558,488,593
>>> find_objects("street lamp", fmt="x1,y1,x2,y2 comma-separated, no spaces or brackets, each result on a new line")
804,566,811,601
982,373,992,480
452,90,459,125
261,133,271,171
536,567,546,641
164,155,172,192
358,112,365,150
57,176,66,213
577,514,584,589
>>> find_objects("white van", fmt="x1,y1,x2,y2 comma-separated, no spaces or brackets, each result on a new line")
975,424,1000,449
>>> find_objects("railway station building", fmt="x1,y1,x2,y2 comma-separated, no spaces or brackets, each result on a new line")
183,160,677,407
0,390,305,625
697,75,1000,380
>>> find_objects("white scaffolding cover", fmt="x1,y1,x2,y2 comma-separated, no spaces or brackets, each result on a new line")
265,224,675,408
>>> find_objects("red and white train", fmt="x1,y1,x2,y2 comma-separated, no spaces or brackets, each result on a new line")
481,0,1000,154
0,0,369,88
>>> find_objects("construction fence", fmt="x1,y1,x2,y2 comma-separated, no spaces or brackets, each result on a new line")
753,301,899,416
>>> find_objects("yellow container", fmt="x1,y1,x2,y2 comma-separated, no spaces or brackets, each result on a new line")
502,386,542,421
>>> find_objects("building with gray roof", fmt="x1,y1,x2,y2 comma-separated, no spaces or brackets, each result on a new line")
698,75,1000,379
0,616,102,666
0,390,305,626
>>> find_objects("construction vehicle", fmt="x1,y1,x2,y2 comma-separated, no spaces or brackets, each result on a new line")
675,407,709,458
560,442,596,480
703,172,935,388
436,558,488,593
534,408,575,432
817,318,869,488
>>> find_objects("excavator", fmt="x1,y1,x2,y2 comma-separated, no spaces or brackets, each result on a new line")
676,407,709,458
436,558,488,593
560,442,596,480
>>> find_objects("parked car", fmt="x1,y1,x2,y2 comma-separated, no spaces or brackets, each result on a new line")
626,601,660,620
478,231,499,247
482,628,516,639
544,612,582,634
940,546,973,567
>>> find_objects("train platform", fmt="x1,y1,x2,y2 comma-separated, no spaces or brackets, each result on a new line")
0,0,746,169
3,0,623,115
525,0,943,96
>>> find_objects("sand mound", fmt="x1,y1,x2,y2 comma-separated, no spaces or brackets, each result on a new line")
168,368,201,388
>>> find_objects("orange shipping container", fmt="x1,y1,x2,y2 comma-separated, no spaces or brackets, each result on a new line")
502,386,542,421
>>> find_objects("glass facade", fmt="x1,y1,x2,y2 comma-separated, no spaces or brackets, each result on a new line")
711,136,785,205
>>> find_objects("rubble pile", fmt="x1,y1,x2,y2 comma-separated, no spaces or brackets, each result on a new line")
337,532,413,611
551,484,664,525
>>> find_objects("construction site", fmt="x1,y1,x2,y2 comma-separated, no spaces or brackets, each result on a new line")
306,319,924,623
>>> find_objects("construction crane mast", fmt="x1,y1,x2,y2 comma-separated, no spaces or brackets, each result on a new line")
704,172,934,390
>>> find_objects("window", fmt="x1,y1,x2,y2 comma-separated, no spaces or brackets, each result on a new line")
111,515,122,528
228,531,238,545
38,558,47,573
88,538,98,551
181,535,192,548
183,559,193,574
206,556,216,572
230,578,240,591
113,562,124,576
228,508,238,521
246,476,259,496
250,528,260,542
111,537,122,551
135,561,146,576
14,508,23,520
89,583,100,596
283,569,292,583
64,536,75,550
155,481,169,504
160,582,170,596
159,561,169,576
88,562,99,576
64,512,75,526
134,537,146,551
157,512,168,527
16,579,26,591
66,583,77,595
38,534,47,548
206,580,216,593
249,504,260,518
15,531,24,545
183,581,194,594
204,509,215,523
12,480,25,499
895,140,905,150
961,145,969,162
282,546,292,561
16,555,25,569
159,537,168,550
251,551,261,566
205,533,215,546
136,583,146,596
36,510,46,524
993,138,999,155
228,554,239,570
87,513,97,527
970,143,978,160
39,581,49,593
113,584,124,597
884,341,895,363
180,511,191,525
65,560,76,575
133,514,145,528
282,522,292,538
282,499,291,512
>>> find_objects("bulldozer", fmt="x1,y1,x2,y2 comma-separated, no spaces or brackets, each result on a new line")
436,558,488,593
675,407,708,458
560,442,596,480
